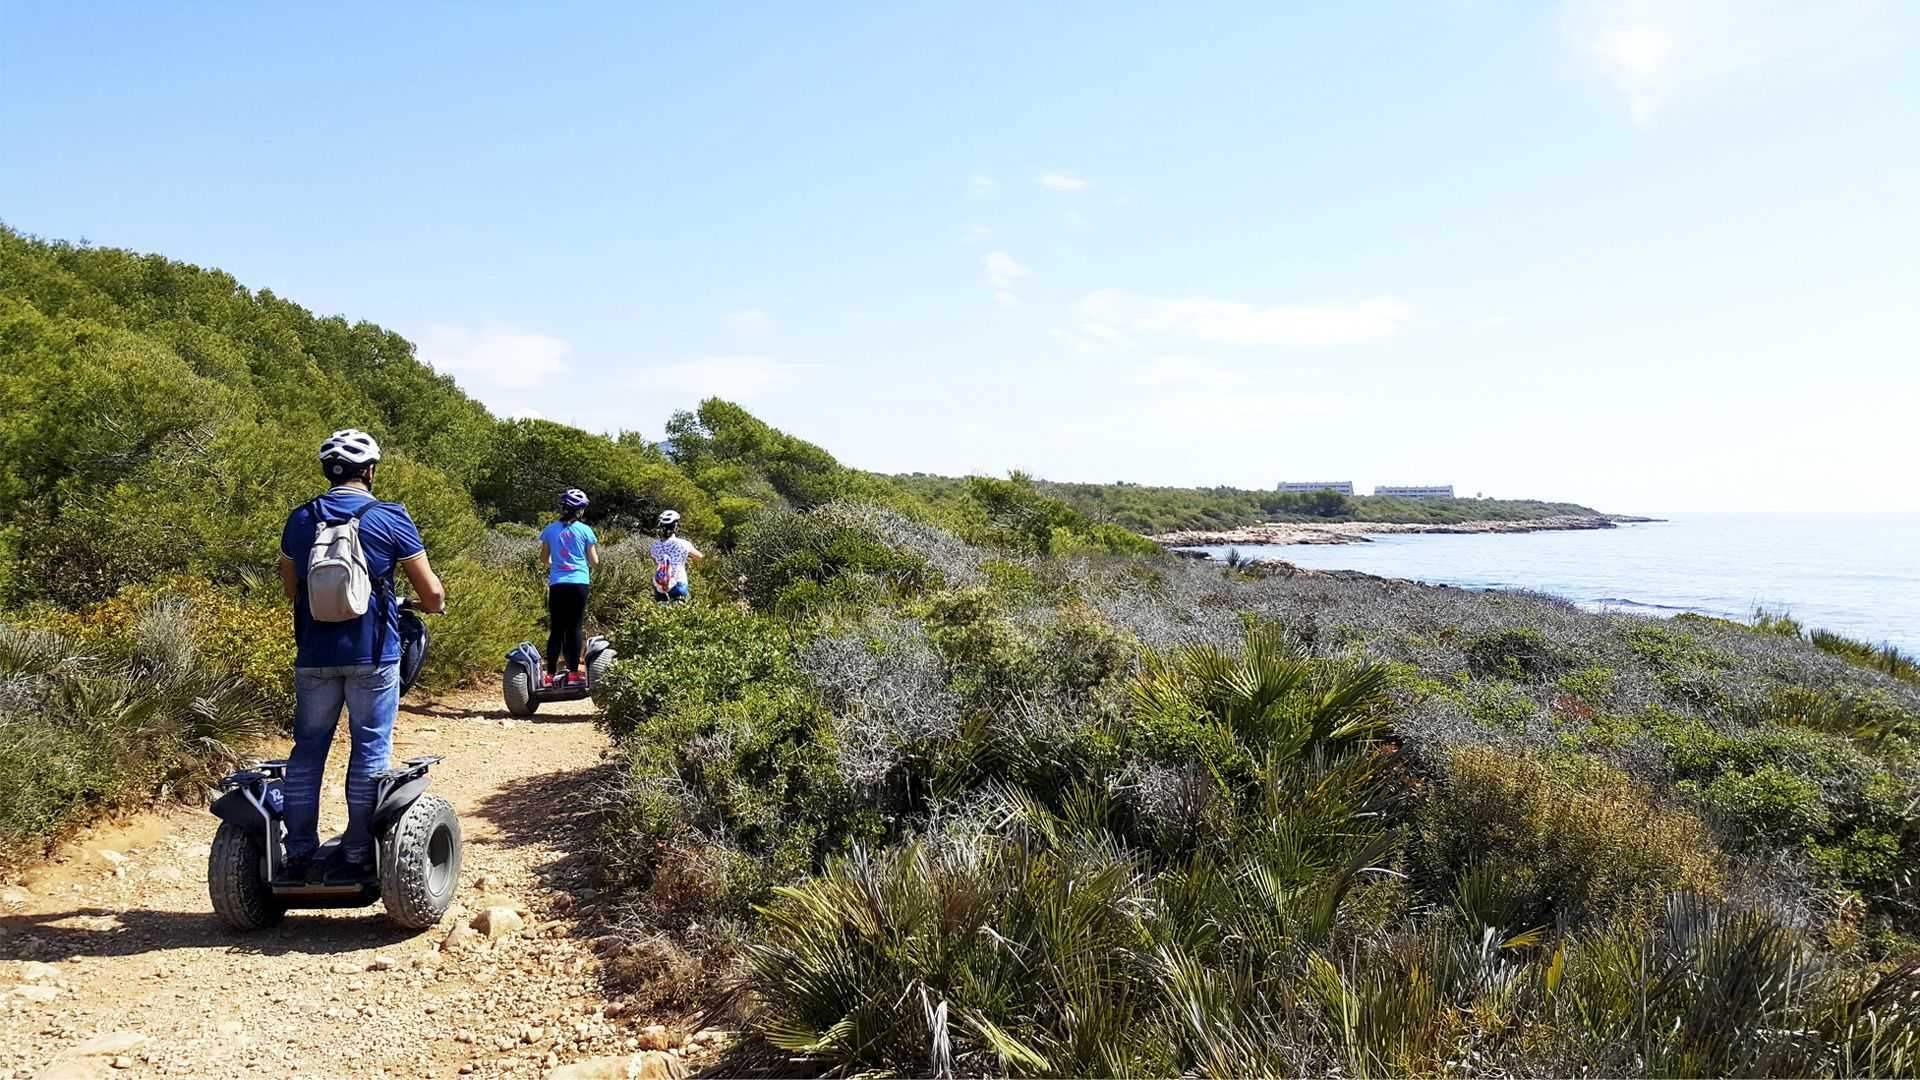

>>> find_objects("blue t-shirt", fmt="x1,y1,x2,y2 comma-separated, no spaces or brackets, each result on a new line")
280,487,427,668
541,520,597,586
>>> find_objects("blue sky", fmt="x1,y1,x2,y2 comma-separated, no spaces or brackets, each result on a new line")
4,2,1916,512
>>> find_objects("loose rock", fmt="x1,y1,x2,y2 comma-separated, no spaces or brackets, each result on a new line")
471,906,525,938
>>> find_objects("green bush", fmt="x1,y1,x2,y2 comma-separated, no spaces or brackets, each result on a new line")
1465,627,1570,681
418,554,539,689
598,602,801,740
0,608,277,867
1418,746,1724,928
733,506,938,613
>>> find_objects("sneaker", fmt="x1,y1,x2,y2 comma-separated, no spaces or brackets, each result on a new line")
540,673,554,688
321,849,375,886
569,671,588,687
279,851,314,884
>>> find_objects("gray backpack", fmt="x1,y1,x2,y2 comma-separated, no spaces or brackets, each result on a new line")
305,500,380,622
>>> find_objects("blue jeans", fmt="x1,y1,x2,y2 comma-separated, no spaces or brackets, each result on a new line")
286,663,399,862
653,583,690,603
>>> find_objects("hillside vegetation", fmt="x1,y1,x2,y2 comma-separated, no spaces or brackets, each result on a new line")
0,227,1149,864
4,230,1917,1076
887,474,1605,534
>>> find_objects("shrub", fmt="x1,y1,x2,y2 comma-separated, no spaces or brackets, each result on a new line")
1465,627,1570,681
598,602,801,740
419,554,539,689
0,607,277,866
732,503,947,614
1418,746,1724,928
1811,629,1920,684
23,576,293,710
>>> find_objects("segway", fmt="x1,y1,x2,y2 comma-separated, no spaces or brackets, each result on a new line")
501,636,615,716
207,600,460,931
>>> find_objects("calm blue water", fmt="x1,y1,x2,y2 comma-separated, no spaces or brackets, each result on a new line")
1190,514,1920,654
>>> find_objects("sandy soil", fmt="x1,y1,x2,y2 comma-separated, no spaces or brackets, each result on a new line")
0,691,711,1080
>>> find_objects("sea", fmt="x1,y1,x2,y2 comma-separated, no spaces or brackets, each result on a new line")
1187,513,1920,655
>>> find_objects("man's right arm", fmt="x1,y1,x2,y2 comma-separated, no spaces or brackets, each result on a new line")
400,553,446,613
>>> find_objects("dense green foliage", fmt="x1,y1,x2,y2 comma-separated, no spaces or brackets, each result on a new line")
0,596,278,865
0,226,1170,863
592,496,1920,1076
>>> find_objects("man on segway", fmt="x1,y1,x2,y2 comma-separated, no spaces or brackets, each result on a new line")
277,429,446,885
650,509,703,603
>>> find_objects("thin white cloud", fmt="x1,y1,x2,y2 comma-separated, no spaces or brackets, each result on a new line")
1561,0,1897,125
416,323,571,390
983,250,1031,305
647,356,804,402
510,407,546,421
967,224,993,244
726,308,772,328
1078,291,1411,347
1036,172,1090,193
971,173,999,195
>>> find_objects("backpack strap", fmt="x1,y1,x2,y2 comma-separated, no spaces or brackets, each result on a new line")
357,501,403,668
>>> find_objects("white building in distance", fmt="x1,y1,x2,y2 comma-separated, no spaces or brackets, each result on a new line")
1277,481,1354,494
1374,484,1454,499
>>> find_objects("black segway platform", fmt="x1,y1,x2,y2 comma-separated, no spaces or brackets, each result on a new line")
207,756,462,930
502,638,614,716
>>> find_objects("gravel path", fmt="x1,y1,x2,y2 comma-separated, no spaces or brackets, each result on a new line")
0,691,713,1080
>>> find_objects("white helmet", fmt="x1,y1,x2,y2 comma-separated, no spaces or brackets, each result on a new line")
319,429,382,476
657,509,681,527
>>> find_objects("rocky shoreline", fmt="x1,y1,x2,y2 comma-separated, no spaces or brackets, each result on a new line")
1153,513,1658,549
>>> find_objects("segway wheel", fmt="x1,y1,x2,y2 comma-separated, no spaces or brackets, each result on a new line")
503,663,538,716
208,822,285,931
379,793,462,929
585,646,616,687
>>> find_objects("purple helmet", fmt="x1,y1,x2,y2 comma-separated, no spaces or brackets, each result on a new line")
560,488,589,510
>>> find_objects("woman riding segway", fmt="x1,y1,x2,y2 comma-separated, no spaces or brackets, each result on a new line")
538,488,598,687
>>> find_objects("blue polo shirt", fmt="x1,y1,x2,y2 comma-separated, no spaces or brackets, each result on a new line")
280,487,426,668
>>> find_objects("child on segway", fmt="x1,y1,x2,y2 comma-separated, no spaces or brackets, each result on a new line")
649,509,703,603
538,488,599,688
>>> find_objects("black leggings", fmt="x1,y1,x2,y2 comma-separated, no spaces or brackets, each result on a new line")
546,583,590,673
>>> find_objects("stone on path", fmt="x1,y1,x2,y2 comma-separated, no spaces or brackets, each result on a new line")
10,984,59,1003
471,906,524,938
20,961,60,983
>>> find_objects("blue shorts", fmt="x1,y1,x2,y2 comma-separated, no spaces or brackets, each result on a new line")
653,583,690,603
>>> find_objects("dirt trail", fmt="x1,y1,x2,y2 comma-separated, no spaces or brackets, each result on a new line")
0,691,699,1080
